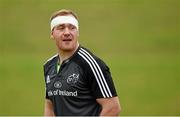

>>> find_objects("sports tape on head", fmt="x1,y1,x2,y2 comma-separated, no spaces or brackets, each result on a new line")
50,16,79,31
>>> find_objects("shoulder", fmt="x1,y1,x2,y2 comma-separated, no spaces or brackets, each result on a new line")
77,47,108,71
43,54,58,69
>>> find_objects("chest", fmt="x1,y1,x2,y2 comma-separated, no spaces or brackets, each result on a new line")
45,62,89,97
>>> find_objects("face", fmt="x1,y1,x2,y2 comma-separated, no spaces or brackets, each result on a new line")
51,18,79,52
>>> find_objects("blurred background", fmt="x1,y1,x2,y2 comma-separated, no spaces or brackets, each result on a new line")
0,0,179,115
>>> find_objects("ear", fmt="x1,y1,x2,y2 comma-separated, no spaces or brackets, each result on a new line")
50,31,55,40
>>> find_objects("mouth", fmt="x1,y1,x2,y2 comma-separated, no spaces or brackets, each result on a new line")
62,38,72,42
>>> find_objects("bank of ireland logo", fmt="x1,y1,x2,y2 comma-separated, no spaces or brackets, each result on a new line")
54,81,62,88
67,73,79,84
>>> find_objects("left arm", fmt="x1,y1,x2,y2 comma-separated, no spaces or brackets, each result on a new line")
96,96,121,116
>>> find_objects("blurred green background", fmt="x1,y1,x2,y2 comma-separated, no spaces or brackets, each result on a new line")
0,0,179,115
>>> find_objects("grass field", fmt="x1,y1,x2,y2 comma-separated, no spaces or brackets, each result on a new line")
0,0,179,115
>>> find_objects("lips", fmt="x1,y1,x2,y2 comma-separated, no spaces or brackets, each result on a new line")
62,38,72,41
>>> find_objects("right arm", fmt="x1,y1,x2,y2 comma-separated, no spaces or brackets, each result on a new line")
44,99,55,116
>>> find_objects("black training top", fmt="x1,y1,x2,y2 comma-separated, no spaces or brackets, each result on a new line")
43,46,117,116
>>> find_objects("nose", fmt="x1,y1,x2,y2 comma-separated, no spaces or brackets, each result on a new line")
63,27,70,37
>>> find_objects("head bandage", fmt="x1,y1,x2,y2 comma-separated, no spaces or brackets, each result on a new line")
50,16,79,31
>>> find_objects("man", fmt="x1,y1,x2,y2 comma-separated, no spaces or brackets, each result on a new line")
43,9,121,116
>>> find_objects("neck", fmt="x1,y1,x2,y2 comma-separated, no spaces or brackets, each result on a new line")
58,44,79,64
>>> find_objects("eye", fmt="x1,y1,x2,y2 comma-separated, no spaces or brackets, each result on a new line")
56,25,64,30
69,25,76,30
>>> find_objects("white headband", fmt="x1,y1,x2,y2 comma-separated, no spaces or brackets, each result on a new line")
50,16,79,31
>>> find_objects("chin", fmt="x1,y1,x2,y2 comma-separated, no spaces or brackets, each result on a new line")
60,46,75,51
62,48,74,51
58,43,78,52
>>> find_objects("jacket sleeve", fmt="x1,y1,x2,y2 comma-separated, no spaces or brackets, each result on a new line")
88,58,117,98
43,65,50,99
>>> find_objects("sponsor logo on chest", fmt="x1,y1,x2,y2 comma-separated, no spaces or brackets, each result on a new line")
47,73,80,97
